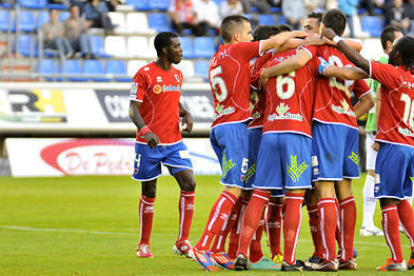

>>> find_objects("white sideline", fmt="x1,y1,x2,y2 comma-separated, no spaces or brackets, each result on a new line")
0,225,410,248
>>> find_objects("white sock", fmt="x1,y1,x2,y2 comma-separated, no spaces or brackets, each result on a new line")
362,175,377,228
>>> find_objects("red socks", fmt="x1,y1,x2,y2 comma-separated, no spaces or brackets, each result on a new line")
334,197,342,251
283,192,305,265
307,204,323,258
382,205,403,263
138,195,156,246
267,200,284,258
397,200,414,250
195,191,238,251
339,196,356,261
249,209,265,263
236,190,270,257
228,197,249,259
318,197,337,261
178,191,195,241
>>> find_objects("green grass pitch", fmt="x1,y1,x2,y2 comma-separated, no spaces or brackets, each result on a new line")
0,175,413,275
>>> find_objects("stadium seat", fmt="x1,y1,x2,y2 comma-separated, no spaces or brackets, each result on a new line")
175,60,195,78
63,60,87,81
18,0,47,9
91,36,111,58
126,12,155,34
271,7,281,13
83,60,109,82
148,13,173,32
0,10,14,32
361,16,384,37
127,36,154,58
18,11,36,32
36,59,57,81
179,37,195,59
194,60,210,77
105,60,131,82
258,14,276,26
126,0,150,11
148,0,169,11
127,59,148,77
108,12,128,34
37,11,49,28
105,36,128,58
277,15,287,24
15,35,38,57
59,11,70,21
47,3,68,10
193,37,215,59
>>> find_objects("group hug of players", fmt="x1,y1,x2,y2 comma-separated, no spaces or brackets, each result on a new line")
129,8,414,273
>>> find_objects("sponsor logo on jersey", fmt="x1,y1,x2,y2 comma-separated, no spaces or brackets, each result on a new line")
329,77,352,97
331,99,356,117
214,104,235,120
130,83,138,97
348,152,359,166
162,84,181,92
268,103,303,122
287,155,308,183
174,74,180,83
153,84,162,94
156,76,162,83
398,126,414,137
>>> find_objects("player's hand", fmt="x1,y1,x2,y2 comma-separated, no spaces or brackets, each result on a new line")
302,34,333,46
293,30,310,38
372,142,379,152
145,132,160,149
181,113,194,133
321,28,337,41
259,69,269,91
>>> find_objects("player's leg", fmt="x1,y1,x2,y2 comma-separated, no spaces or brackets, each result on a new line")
227,196,249,259
267,195,284,262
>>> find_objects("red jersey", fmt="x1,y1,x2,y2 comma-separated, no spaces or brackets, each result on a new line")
302,45,371,129
249,51,274,128
370,61,414,147
209,41,262,128
130,61,183,144
262,49,318,137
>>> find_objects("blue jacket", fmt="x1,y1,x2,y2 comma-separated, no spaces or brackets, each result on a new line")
338,0,358,16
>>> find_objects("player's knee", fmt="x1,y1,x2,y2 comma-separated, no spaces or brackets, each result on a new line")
181,177,196,192
141,181,157,198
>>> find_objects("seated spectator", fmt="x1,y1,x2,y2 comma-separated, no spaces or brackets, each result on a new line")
385,0,414,34
219,0,244,20
282,0,305,30
168,0,197,36
241,0,271,14
64,5,94,59
193,0,220,36
105,0,120,11
84,0,115,34
41,9,74,59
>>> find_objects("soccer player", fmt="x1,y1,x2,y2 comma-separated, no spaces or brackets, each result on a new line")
129,32,196,259
360,25,402,237
259,9,374,271
192,15,308,271
322,26,414,272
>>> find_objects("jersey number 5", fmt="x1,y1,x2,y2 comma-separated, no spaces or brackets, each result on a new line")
210,66,228,102
400,93,414,127
276,71,295,99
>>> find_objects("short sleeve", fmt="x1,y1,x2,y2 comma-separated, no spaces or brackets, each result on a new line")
370,61,402,91
233,41,261,62
130,71,147,102
353,79,372,99
298,45,318,59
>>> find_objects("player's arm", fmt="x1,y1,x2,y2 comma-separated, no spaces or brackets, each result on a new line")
179,102,194,133
129,101,160,149
322,28,370,73
261,30,309,53
353,93,374,119
375,88,381,126
302,34,362,52
318,58,368,80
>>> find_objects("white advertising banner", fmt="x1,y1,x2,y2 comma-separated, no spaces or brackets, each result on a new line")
6,138,221,177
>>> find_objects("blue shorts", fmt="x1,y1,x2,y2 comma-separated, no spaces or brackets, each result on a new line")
245,127,263,189
210,123,249,189
312,122,360,181
253,133,312,190
374,143,414,200
132,141,193,181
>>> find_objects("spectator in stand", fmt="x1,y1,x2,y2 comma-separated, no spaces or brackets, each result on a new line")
241,0,271,14
193,0,220,36
303,0,326,15
168,0,197,36
385,0,414,34
105,0,120,11
42,9,74,59
84,0,115,34
64,5,94,59
282,0,305,30
338,0,357,37
219,0,244,20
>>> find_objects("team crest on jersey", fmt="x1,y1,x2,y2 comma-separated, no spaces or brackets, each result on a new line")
153,84,162,94
156,76,162,83
174,74,180,83
287,155,308,183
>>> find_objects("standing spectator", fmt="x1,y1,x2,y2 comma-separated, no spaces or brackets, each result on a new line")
338,0,358,37
282,0,305,30
219,0,244,20
384,0,414,34
84,0,115,34
64,5,94,59
241,0,271,14
168,0,197,36
193,0,220,36
303,0,326,15
41,9,74,59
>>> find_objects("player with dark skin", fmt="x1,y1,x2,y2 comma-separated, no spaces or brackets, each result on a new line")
129,36,196,198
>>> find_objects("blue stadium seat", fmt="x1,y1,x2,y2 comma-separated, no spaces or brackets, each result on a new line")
105,60,131,82
148,13,172,32
127,0,150,11
37,11,49,28
36,59,58,81
59,11,70,21
18,11,36,32
361,16,384,37
148,0,169,11
91,36,111,58
47,3,68,10
194,60,210,77
271,7,281,13
180,37,195,59
18,0,47,9
193,37,215,59
63,60,87,82
83,60,109,82
0,10,14,32
277,15,287,24
15,35,38,57
258,15,276,26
